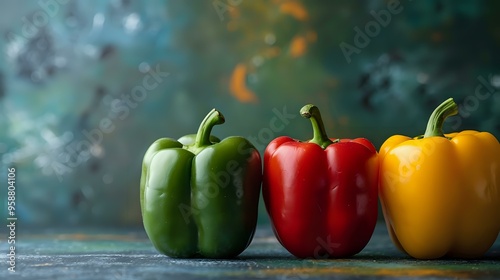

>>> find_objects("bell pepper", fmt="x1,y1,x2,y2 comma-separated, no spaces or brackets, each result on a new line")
379,98,500,259
263,104,379,258
140,108,262,258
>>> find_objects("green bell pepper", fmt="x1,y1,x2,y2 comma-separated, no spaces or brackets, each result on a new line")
140,108,262,258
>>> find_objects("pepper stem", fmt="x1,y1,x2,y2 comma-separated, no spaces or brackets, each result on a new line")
192,108,225,152
300,104,334,149
423,98,458,138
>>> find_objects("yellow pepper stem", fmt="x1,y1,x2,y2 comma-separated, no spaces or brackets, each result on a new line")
423,98,459,138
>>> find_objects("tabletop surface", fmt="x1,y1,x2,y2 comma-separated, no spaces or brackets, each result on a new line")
3,223,500,280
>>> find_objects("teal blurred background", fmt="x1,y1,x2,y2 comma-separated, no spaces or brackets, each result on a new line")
1,0,499,227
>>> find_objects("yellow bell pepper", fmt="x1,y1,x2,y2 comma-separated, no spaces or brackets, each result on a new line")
379,98,500,259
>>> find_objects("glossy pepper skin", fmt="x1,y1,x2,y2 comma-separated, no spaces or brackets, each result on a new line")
379,98,500,259
140,109,262,258
263,104,379,258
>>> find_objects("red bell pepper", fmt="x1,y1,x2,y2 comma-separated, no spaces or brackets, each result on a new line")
263,104,379,258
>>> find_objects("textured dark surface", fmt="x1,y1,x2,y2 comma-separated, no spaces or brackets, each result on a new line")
3,222,500,279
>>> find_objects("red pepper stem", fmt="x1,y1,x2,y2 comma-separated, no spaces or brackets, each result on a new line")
300,104,334,149
192,108,225,153
423,98,458,138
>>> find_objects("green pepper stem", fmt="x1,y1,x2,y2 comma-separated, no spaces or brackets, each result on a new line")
423,98,458,138
193,108,225,151
300,104,334,149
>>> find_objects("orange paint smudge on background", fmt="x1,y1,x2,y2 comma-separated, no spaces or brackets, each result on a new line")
280,1,309,21
290,35,307,57
229,63,258,103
